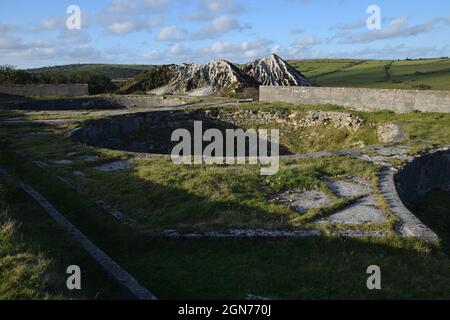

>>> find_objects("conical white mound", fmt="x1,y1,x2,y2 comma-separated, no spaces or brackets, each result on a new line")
169,60,258,95
244,54,315,86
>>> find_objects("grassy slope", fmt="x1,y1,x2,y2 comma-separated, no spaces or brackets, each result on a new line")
289,58,450,90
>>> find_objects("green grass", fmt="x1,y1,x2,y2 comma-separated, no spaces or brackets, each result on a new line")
288,59,366,79
1,102,450,299
3,150,450,299
0,175,124,300
290,58,450,91
0,213,52,300
1,103,449,233
0,119,386,233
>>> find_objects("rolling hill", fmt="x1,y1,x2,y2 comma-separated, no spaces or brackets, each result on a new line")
24,58,450,91
26,64,153,80
289,58,450,91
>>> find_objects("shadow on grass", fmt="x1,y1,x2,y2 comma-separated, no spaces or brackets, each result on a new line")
2,123,450,300
410,190,450,251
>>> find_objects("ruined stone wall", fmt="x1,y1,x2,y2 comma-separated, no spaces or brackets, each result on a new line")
395,148,450,204
0,84,89,97
6,95,186,110
260,86,450,113
69,109,364,147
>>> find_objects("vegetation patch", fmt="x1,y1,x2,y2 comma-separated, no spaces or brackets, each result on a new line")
0,176,123,299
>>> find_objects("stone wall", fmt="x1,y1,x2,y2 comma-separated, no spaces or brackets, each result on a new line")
69,109,364,147
260,86,450,113
395,148,450,204
6,95,187,110
0,84,89,97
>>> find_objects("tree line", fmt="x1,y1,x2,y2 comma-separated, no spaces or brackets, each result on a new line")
0,65,115,94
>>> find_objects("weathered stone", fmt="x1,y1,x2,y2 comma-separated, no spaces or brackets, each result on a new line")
161,229,322,238
380,167,439,242
73,170,84,177
316,196,386,225
78,155,98,162
269,189,331,213
51,159,73,165
377,123,405,143
94,161,133,172
395,148,450,203
245,294,273,301
325,177,372,199
260,86,450,114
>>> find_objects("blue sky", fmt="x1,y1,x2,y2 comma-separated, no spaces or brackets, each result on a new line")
0,0,449,68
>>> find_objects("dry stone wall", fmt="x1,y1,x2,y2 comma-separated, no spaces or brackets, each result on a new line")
260,86,450,113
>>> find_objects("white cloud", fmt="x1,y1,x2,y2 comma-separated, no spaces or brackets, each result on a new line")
168,43,191,55
101,15,163,35
193,15,249,40
157,25,188,42
58,29,92,45
184,0,244,21
106,21,136,34
292,36,321,46
333,16,450,44
106,0,139,13
143,0,172,10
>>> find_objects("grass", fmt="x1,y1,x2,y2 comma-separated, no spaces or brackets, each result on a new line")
1,101,450,299
1,103,449,233
410,190,450,250
0,213,52,300
3,150,450,299
290,58,450,91
0,175,124,300
238,102,450,150
0,121,386,233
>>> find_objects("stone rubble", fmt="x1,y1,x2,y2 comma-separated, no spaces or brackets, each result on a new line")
94,160,134,172
268,189,331,213
377,123,405,143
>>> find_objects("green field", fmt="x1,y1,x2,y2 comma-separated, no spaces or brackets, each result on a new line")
289,58,450,91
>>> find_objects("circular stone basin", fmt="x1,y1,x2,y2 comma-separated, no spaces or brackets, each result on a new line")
395,149,450,204
69,109,291,155
395,148,450,238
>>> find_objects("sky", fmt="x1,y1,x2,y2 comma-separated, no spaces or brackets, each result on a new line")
0,0,449,68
